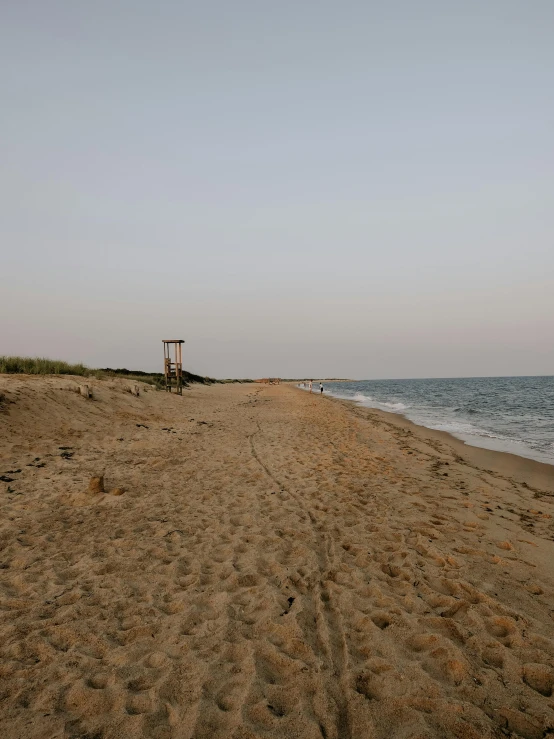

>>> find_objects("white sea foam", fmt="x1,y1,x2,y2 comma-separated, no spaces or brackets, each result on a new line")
350,393,408,412
419,419,491,436
331,391,502,439
381,401,408,411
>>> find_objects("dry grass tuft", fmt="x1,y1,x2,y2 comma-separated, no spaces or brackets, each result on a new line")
0,356,97,376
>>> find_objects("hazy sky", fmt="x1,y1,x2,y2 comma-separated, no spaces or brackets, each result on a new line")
2,1,553,378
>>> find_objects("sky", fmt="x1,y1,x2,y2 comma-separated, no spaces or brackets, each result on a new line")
1,1,553,379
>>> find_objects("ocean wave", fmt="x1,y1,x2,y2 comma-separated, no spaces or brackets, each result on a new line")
415,417,501,440
380,401,408,411
350,393,408,412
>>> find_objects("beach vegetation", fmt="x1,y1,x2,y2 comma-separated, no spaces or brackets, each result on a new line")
0,356,95,376
101,367,216,389
0,356,243,387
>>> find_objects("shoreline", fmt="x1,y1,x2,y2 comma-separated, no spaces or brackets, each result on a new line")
295,375,554,469
301,382,554,475
311,388,554,493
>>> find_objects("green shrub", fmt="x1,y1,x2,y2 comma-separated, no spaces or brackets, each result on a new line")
101,367,216,386
0,356,238,385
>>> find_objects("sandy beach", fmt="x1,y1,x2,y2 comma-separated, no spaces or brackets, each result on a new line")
1,376,554,739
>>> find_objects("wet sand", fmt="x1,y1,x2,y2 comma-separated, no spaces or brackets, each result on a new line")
1,376,553,738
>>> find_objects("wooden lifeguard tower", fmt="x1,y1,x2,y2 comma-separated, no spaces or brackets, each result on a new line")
162,340,185,395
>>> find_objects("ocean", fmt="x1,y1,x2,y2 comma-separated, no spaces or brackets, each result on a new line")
317,376,554,466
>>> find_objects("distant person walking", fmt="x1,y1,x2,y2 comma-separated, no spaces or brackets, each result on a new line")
309,380,313,393
320,383,324,394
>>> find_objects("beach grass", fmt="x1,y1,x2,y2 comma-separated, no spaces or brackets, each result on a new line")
0,356,226,388
0,356,95,377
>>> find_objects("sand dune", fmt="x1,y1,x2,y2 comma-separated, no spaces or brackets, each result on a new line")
1,376,553,738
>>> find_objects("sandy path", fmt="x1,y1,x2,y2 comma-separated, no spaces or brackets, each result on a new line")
1,377,553,739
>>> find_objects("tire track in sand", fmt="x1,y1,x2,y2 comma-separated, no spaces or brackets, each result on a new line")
248,421,353,739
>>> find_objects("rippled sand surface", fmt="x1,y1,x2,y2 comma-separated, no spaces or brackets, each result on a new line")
1,377,553,738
